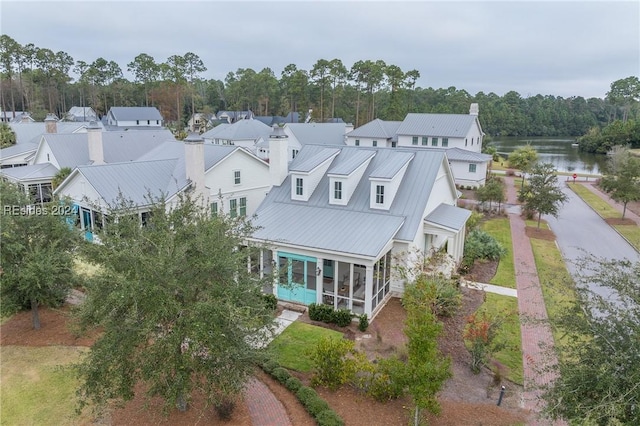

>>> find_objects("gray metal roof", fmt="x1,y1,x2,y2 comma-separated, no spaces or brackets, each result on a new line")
200,119,270,141
346,119,402,140
0,162,59,181
76,159,182,206
369,151,414,179
43,129,175,168
286,123,348,146
0,142,38,159
444,147,493,163
8,122,93,145
289,147,341,173
108,107,163,121
138,140,240,172
327,149,376,176
253,145,448,257
396,113,478,137
424,203,471,232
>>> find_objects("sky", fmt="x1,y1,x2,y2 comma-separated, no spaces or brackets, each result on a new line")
1,0,638,99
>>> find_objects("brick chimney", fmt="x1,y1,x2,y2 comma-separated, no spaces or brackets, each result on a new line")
269,125,289,187
45,113,57,133
184,133,208,206
87,121,104,165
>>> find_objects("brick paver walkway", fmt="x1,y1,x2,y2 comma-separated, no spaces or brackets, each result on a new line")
245,377,292,426
505,177,563,425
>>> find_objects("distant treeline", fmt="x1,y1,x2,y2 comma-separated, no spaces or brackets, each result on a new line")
1,34,637,138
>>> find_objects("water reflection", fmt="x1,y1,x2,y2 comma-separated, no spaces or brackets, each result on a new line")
488,136,607,175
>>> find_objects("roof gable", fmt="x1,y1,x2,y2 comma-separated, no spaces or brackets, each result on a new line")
396,113,477,138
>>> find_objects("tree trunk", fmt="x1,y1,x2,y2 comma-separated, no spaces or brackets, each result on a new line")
31,298,41,330
537,212,542,228
355,91,361,128
622,202,627,219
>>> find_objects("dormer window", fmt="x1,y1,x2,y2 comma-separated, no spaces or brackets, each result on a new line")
295,178,304,196
334,181,342,200
375,185,385,204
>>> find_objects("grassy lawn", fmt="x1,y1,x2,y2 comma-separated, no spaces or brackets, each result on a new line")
568,183,640,251
268,321,343,372
1,346,91,425
481,218,516,288
475,293,523,385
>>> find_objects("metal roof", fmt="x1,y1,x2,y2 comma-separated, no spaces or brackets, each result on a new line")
138,140,240,172
327,149,376,176
369,151,414,179
396,113,478,137
424,203,471,232
0,142,38,159
43,129,175,168
289,147,341,173
0,162,59,181
346,119,402,140
253,145,448,256
444,147,493,163
200,119,271,141
108,107,163,121
285,123,348,146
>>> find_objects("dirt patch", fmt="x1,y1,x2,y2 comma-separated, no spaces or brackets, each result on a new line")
525,226,556,241
605,217,637,226
466,259,499,284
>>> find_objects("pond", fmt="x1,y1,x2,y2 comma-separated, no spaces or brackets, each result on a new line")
487,136,607,175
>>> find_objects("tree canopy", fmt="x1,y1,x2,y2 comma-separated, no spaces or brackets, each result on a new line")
74,194,276,416
0,180,79,329
518,162,568,227
600,147,640,218
542,257,640,425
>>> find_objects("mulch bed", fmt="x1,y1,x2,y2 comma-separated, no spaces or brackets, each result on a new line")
605,217,637,226
525,226,556,241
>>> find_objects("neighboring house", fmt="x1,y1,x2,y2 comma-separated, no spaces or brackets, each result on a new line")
187,112,215,132
104,106,164,129
345,104,489,187
201,118,272,152
65,106,98,122
249,137,470,318
0,111,34,123
0,162,59,204
254,112,300,126
444,148,493,188
0,118,104,168
216,110,252,123
255,122,350,161
55,136,271,242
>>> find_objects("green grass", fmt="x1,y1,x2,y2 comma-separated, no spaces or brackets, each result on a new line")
475,293,523,385
268,321,343,372
1,346,91,425
481,218,516,288
569,183,640,251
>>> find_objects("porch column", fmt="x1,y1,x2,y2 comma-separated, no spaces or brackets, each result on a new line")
364,265,374,317
316,258,323,304
271,251,278,296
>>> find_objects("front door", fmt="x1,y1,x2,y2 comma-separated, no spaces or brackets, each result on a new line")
277,252,317,305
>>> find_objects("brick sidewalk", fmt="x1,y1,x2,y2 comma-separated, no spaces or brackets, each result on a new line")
245,377,292,426
505,177,563,425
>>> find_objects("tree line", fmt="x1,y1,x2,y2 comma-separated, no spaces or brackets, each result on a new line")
0,34,636,136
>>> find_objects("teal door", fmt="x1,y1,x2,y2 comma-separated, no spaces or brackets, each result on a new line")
277,252,317,305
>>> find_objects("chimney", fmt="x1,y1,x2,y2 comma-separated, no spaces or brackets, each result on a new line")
184,133,208,206
269,125,289,187
469,103,479,116
87,121,104,165
45,113,57,133
20,112,31,123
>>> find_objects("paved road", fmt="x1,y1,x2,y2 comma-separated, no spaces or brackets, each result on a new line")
545,184,639,296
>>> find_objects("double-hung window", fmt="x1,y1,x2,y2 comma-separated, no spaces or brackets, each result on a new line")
469,164,477,173
239,197,247,216
442,138,449,147
432,137,438,147
295,178,303,196
412,136,418,145
234,170,241,185
421,136,428,146
334,181,342,200
375,185,385,204
229,199,238,217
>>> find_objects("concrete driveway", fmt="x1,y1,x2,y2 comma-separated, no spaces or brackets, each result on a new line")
545,184,639,296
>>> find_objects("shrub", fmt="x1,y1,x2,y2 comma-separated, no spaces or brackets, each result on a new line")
271,367,291,385
464,311,504,373
214,397,236,420
261,359,279,374
462,229,507,270
367,356,407,401
285,376,303,393
310,337,360,390
331,309,353,327
358,313,369,332
296,386,329,417
262,293,278,311
506,169,516,176
315,409,345,426
433,277,462,318
308,303,333,322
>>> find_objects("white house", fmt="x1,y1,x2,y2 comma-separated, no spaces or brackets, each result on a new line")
54,134,271,242
345,104,489,187
248,135,470,318
65,106,98,122
201,118,272,152
105,107,164,129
